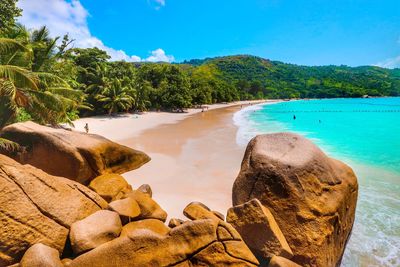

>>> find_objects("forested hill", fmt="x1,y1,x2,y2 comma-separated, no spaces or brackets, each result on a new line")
182,55,400,98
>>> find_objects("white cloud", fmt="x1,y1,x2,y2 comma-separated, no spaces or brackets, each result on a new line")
17,0,174,62
375,36,400,69
375,56,400,69
145,48,174,62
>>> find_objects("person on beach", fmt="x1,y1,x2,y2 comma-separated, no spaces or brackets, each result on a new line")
84,123,89,134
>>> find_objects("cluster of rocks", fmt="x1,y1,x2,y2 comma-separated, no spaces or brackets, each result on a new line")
0,122,358,267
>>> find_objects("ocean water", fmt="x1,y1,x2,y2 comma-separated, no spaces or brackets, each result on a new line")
233,98,400,267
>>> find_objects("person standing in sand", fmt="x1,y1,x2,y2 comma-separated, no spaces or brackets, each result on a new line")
84,123,89,134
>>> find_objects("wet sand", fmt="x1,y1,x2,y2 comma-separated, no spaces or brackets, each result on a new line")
121,105,246,219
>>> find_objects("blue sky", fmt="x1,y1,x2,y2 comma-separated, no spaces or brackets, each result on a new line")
18,0,400,68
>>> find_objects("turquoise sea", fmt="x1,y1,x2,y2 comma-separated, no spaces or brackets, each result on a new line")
233,97,400,267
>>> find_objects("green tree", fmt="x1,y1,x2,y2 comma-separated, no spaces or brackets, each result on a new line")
0,37,84,127
96,79,134,115
0,0,22,31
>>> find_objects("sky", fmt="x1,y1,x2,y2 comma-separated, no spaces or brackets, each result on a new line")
17,0,400,68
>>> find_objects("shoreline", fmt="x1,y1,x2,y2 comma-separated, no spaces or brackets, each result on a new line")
73,100,275,142
73,100,281,219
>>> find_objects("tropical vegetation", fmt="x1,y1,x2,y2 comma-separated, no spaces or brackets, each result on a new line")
0,0,399,139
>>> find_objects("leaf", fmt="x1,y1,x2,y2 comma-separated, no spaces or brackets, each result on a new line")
0,65,39,90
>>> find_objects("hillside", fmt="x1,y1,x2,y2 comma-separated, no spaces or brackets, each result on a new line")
183,55,400,99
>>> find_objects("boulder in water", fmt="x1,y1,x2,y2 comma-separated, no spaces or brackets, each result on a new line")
232,133,358,267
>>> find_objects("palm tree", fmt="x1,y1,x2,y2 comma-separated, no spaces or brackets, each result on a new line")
96,79,134,115
0,37,85,127
133,79,151,111
30,26,59,72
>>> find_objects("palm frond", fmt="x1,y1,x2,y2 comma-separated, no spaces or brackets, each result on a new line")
0,65,38,90
31,26,51,43
0,79,16,99
36,72,69,88
0,38,29,55
47,87,84,100
27,89,66,112
0,138,20,153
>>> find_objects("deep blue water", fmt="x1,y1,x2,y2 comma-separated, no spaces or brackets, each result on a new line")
234,98,400,267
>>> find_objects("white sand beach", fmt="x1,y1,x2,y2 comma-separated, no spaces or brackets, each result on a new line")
73,100,279,219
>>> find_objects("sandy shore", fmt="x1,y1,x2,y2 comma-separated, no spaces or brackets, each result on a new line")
73,100,267,141
74,100,278,219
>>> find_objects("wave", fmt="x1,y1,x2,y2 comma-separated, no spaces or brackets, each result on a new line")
232,103,264,146
232,102,284,146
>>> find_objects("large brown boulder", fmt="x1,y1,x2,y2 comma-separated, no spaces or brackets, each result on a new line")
0,121,150,184
227,199,293,262
120,219,170,237
20,243,63,267
232,133,358,267
183,202,222,222
0,155,108,266
68,219,259,267
69,210,122,255
123,190,168,222
269,256,302,267
88,174,132,202
107,197,141,224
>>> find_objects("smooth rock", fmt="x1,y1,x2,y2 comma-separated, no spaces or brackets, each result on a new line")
61,258,73,266
212,211,225,221
168,218,185,228
137,184,152,197
124,190,167,222
0,155,107,266
20,243,63,267
0,121,150,184
269,256,302,267
70,210,122,255
108,198,141,224
120,219,170,237
88,174,132,202
227,199,293,261
183,202,222,222
68,219,259,267
232,133,358,267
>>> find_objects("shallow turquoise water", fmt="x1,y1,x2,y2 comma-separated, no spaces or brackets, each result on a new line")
233,98,400,267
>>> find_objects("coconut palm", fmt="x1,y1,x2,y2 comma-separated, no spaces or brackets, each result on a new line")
0,37,85,127
96,79,134,115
